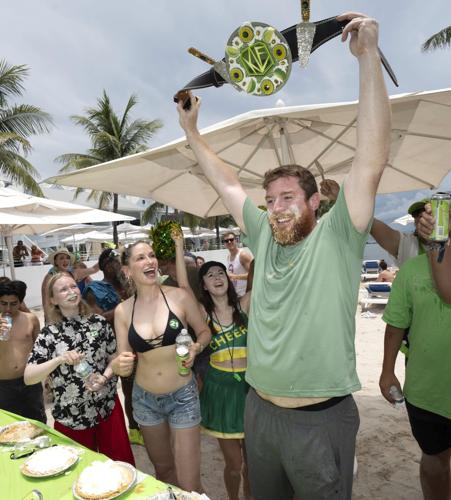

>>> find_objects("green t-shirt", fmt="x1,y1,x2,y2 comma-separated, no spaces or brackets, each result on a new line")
242,188,368,397
383,254,451,419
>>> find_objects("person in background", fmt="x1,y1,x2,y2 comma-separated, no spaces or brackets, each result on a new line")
83,248,143,446
223,233,252,298
13,240,29,267
195,256,205,269
31,245,44,265
173,230,252,500
112,241,211,492
377,259,396,282
0,282,46,422
379,234,451,500
159,254,202,301
41,248,98,323
25,273,134,465
73,261,93,295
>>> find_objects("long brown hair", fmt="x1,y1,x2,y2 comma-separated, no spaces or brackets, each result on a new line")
47,272,91,324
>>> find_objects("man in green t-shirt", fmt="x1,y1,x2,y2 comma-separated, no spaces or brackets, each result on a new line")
380,231,451,500
177,13,391,500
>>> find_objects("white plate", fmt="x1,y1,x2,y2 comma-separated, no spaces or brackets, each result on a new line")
72,461,137,500
20,445,79,478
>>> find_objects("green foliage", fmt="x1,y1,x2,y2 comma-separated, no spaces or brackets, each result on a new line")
0,59,52,195
422,26,451,51
149,220,182,260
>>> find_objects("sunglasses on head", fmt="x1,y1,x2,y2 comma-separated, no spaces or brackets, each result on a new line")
223,238,235,243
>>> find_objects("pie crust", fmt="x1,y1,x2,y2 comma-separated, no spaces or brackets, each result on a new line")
20,445,79,477
0,421,43,444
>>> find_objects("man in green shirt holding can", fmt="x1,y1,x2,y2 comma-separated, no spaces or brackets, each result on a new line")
177,12,391,500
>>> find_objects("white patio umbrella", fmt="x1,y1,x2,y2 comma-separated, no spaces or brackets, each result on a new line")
60,231,114,244
0,187,133,278
46,88,451,218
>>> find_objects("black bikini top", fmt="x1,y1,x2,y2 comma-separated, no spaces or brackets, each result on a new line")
128,288,185,353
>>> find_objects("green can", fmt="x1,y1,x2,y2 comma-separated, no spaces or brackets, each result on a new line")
430,192,450,241
176,346,190,376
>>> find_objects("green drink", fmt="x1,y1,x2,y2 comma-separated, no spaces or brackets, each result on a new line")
176,346,190,376
430,192,450,242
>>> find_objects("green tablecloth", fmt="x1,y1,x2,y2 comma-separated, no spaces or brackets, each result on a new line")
0,410,167,500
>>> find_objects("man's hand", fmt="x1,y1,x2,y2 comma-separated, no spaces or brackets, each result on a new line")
112,352,136,377
379,371,402,404
177,90,201,136
338,13,379,58
417,203,434,241
320,179,339,202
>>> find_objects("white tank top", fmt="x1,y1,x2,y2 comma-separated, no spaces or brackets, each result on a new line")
227,249,247,297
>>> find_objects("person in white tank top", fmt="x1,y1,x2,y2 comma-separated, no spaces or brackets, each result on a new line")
223,232,252,297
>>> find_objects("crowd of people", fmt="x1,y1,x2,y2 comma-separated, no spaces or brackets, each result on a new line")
0,11,450,500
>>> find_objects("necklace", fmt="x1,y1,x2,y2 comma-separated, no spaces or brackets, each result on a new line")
212,311,242,382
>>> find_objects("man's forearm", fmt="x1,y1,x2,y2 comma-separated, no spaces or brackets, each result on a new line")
355,50,391,175
381,325,405,374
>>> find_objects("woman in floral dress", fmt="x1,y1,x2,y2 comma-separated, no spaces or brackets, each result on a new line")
24,272,134,464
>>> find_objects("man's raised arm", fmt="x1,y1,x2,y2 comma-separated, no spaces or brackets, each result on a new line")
177,95,247,231
340,13,391,232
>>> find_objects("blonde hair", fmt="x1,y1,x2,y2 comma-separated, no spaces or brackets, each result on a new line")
47,272,91,324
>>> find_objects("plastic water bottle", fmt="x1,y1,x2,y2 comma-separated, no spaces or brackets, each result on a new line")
0,314,12,341
74,359,93,380
389,385,405,409
175,328,192,376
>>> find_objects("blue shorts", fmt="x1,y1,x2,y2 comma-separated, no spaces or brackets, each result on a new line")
132,377,201,429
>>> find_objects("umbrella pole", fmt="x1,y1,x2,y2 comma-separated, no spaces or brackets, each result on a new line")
5,235,16,280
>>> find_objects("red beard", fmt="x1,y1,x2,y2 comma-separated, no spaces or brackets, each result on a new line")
268,208,316,246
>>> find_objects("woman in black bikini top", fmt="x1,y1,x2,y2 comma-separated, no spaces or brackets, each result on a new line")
112,241,210,493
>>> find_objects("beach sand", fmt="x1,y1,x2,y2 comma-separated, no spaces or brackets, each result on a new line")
40,305,423,499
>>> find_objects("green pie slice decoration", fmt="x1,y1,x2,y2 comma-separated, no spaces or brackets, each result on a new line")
225,21,292,96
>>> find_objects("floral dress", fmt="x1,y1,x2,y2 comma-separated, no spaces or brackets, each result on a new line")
28,314,117,430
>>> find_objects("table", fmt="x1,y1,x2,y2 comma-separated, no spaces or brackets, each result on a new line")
0,410,167,499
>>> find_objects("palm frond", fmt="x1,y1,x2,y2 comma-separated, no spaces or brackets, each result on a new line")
0,60,28,106
142,201,164,224
0,105,52,136
422,26,451,51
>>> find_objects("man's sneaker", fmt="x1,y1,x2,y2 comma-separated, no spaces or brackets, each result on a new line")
128,428,144,446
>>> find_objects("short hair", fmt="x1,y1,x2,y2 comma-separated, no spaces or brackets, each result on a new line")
0,282,20,300
47,273,91,324
262,164,318,199
11,280,27,302
379,259,388,271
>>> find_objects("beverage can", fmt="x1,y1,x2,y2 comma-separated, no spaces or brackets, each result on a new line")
175,346,190,376
0,314,12,341
430,192,450,242
74,359,93,379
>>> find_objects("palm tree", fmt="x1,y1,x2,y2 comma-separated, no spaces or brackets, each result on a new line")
422,25,451,51
56,90,162,244
0,60,52,195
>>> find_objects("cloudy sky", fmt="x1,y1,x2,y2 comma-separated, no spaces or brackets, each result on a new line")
3,0,451,222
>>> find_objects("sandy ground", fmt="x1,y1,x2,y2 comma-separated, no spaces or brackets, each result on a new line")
37,303,423,500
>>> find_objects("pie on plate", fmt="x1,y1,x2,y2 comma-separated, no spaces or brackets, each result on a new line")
0,421,43,444
73,460,137,500
20,445,79,477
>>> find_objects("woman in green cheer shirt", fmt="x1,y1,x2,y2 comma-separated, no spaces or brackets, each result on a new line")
173,231,251,500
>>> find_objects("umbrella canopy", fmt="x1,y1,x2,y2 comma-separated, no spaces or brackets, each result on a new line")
0,187,134,235
60,231,113,244
46,89,451,218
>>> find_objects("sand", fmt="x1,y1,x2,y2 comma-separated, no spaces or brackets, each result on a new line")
39,304,423,499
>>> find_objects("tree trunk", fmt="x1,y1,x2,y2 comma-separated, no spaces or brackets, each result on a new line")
113,193,119,247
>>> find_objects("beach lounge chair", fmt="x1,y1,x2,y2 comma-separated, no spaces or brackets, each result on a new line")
359,282,391,311
361,260,380,281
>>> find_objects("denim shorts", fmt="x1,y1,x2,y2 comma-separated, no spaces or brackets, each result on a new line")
132,377,201,429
